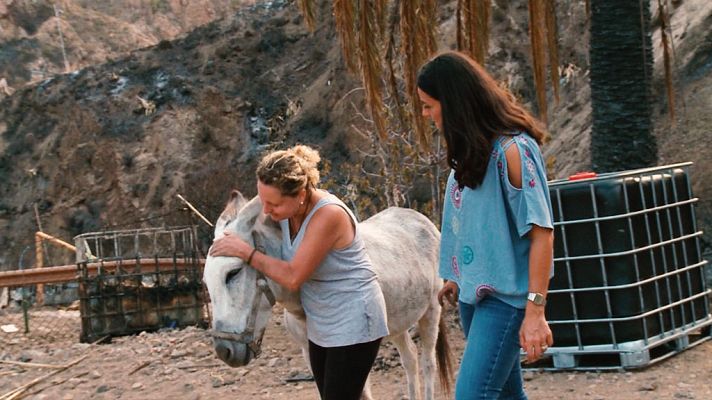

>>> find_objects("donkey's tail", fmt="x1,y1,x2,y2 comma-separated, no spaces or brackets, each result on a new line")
436,313,454,396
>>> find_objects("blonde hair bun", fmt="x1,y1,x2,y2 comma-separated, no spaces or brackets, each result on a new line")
257,144,321,195
290,145,321,167
289,145,320,189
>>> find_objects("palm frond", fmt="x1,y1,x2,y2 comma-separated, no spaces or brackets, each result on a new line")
456,0,464,51
334,0,358,73
385,0,408,131
545,0,560,103
466,0,476,56
529,0,548,122
375,0,388,37
423,0,438,58
358,0,387,140
399,0,419,143
297,0,317,31
401,0,437,149
457,0,490,63
471,0,491,64
296,0,560,150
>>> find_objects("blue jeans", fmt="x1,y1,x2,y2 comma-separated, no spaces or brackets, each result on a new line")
456,297,527,400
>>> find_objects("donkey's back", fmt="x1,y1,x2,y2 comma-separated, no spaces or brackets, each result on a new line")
360,207,441,335
357,207,450,399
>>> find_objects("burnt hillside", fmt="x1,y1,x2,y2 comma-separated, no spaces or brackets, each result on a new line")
0,0,260,88
0,0,362,267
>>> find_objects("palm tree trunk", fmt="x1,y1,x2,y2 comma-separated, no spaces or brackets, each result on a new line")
589,0,657,172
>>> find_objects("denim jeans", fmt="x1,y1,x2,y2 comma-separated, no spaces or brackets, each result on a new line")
456,297,527,400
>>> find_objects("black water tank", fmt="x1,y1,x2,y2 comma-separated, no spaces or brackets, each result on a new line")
546,163,709,347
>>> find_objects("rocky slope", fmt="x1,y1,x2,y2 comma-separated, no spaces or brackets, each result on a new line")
0,0,359,268
0,0,259,89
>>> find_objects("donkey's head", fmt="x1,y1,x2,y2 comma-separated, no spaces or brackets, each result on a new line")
203,190,281,367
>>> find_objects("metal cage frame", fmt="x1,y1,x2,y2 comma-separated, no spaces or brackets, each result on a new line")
531,162,712,370
75,226,206,343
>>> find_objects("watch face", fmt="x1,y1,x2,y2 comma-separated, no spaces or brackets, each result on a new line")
528,293,545,305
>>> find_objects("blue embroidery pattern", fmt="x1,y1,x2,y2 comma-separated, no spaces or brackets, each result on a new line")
462,246,474,265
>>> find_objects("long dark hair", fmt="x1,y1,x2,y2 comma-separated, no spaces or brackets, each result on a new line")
417,51,547,189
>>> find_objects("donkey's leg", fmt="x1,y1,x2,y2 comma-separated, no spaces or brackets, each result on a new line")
360,375,374,400
391,331,421,400
283,310,310,371
417,301,442,400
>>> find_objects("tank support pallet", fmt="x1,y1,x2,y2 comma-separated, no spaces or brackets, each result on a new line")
523,323,712,371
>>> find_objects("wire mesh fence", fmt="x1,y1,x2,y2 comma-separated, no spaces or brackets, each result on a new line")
0,283,82,346
1,283,212,349
1,285,212,349
1,226,212,348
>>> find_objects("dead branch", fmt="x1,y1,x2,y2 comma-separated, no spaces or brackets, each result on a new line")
0,360,66,370
176,194,214,227
0,354,89,400
136,96,156,115
23,371,89,398
127,360,152,376
176,363,224,369
334,87,364,109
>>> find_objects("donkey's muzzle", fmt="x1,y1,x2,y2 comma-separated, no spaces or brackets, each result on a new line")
214,339,251,367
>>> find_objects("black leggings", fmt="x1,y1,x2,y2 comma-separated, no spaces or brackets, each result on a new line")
308,338,382,400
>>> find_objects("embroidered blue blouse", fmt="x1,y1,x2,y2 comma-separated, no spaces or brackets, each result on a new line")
439,132,554,309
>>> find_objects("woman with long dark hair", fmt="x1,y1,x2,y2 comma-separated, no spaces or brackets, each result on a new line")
417,51,554,399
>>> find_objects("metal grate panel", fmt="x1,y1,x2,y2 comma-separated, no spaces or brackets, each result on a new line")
75,226,206,343
528,163,712,370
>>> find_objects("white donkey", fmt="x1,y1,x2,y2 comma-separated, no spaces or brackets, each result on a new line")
203,190,452,400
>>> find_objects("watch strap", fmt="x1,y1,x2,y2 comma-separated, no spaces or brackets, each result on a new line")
527,292,546,306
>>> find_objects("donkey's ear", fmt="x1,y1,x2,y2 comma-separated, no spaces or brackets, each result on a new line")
214,189,249,238
229,190,248,212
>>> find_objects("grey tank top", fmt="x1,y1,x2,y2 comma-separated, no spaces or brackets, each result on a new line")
280,194,389,347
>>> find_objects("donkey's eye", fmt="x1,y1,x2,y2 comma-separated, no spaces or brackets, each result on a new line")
225,268,242,284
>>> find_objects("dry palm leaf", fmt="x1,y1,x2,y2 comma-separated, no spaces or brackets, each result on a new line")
657,0,676,122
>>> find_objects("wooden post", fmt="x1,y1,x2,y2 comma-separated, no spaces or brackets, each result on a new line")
34,232,44,306
33,232,76,306
33,204,51,266
176,194,213,227
35,232,76,252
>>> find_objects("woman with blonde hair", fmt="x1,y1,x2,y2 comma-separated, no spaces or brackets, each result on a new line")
209,145,388,400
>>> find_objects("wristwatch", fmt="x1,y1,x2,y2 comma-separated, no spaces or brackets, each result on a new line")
527,292,547,306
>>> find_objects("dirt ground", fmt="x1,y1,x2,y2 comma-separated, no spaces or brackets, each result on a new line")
1,305,711,400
